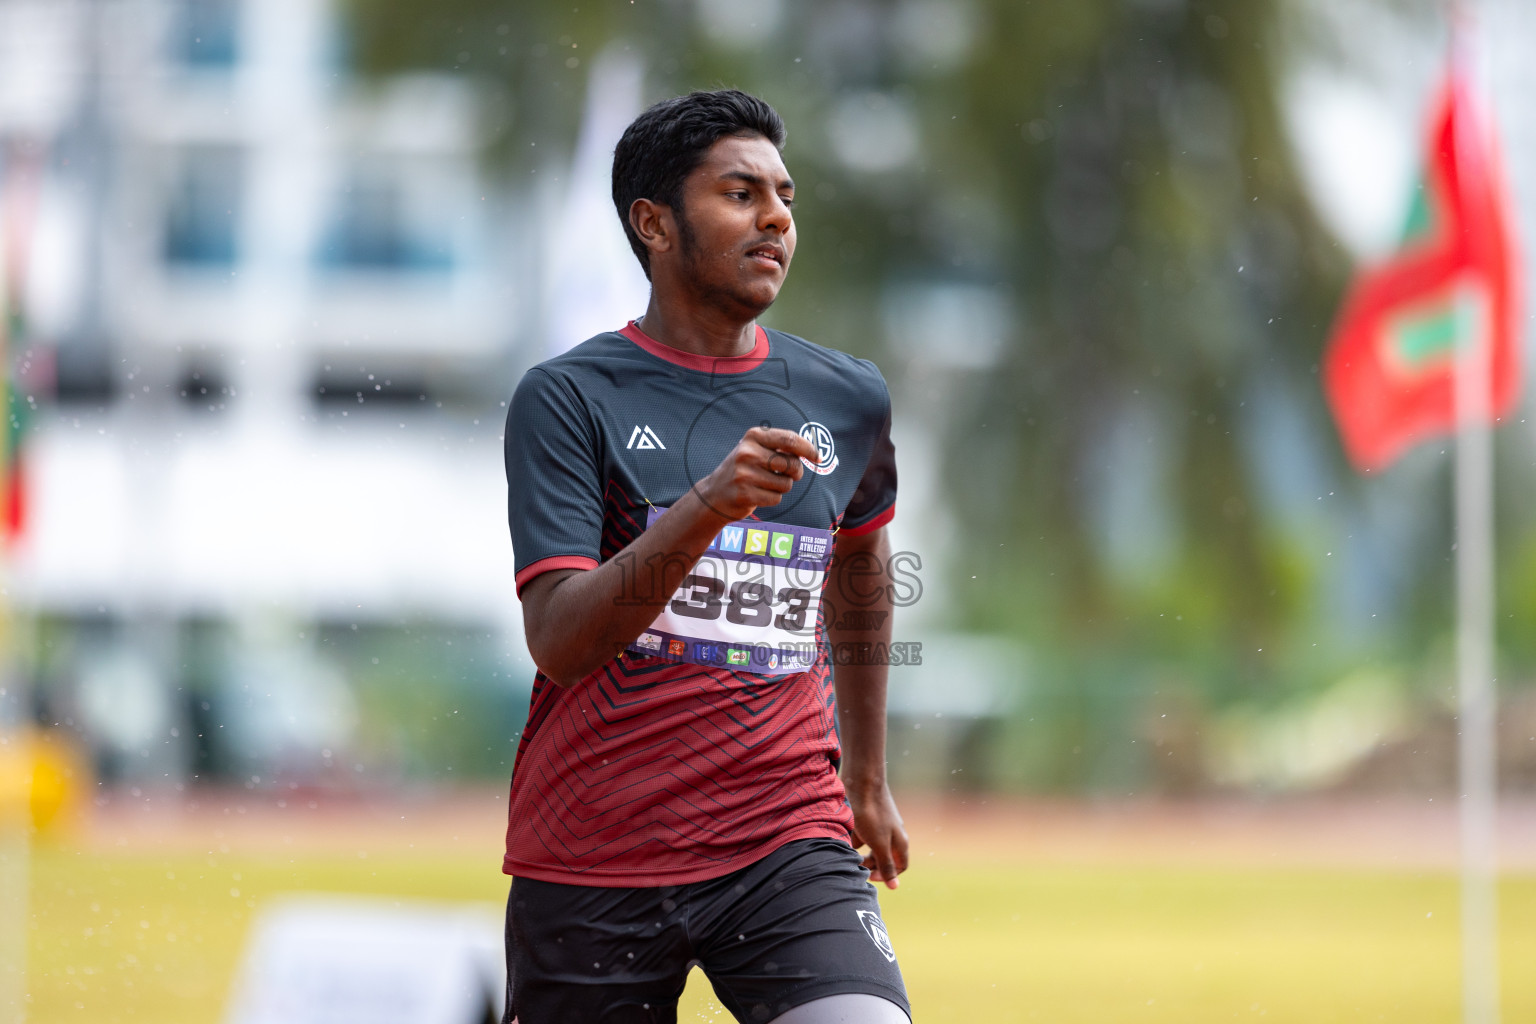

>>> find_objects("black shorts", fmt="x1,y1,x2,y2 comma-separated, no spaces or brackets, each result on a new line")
503,837,910,1024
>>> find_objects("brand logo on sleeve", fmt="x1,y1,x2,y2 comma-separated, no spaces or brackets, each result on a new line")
798,421,839,475
626,425,667,450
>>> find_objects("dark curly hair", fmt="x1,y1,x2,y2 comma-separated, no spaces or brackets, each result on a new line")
612,89,786,280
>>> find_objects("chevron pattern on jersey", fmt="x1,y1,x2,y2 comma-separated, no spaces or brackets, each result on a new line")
505,648,850,884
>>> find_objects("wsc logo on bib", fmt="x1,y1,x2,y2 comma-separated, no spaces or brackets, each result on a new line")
798,421,839,476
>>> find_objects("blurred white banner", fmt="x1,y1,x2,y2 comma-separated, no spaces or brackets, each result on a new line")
543,45,652,356
226,896,504,1024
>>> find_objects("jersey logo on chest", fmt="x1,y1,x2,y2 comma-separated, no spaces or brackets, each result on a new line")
626,425,667,450
798,421,839,475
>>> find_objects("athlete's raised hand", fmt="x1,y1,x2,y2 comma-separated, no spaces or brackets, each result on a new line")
694,426,819,521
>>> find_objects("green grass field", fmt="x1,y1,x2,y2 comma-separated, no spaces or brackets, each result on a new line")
26,839,1536,1023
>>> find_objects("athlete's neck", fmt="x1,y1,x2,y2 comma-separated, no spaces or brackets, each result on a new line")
635,297,758,360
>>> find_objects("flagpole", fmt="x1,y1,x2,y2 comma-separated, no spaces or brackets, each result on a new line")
1455,290,1499,1024
1453,6,1500,1022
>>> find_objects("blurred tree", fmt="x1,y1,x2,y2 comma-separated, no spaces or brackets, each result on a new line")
344,0,1442,788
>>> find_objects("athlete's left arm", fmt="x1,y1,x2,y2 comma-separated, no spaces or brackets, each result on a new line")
828,524,909,890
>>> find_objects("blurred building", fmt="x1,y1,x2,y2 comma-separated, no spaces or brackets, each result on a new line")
0,0,533,787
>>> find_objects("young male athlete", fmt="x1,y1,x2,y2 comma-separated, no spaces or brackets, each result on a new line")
502,89,910,1023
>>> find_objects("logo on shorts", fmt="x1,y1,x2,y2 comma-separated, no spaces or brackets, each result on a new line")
798,421,839,476
855,910,896,962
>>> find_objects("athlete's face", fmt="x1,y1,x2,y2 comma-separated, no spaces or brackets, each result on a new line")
673,133,796,317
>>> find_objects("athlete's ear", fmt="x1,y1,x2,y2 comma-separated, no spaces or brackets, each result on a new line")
628,198,676,260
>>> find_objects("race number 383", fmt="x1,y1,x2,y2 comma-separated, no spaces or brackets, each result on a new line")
627,507,833,675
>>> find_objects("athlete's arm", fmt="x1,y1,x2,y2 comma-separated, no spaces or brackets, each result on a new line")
521,426,820,688
828,524,909,890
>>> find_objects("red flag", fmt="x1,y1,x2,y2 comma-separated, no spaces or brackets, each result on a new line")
0,141,41,547
1322,68,1521,471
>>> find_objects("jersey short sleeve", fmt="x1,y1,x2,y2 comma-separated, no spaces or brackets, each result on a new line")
838,372,897,536
504,367,603,594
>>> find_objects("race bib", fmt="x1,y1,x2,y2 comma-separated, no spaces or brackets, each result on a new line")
626,506,832,675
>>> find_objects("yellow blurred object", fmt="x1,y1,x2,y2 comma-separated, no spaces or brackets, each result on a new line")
0,728,86,835
0,734,27,827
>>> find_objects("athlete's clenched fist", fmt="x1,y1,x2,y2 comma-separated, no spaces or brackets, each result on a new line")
694,426,820,521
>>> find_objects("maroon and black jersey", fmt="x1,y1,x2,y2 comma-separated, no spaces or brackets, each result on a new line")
502,320,897,885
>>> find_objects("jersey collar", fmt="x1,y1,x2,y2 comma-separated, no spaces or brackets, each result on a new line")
619,320,770,374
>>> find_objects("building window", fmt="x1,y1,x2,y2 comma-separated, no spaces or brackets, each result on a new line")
318,171,455,272
177,364,233,412
173,0,240,69
163,148,242,267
